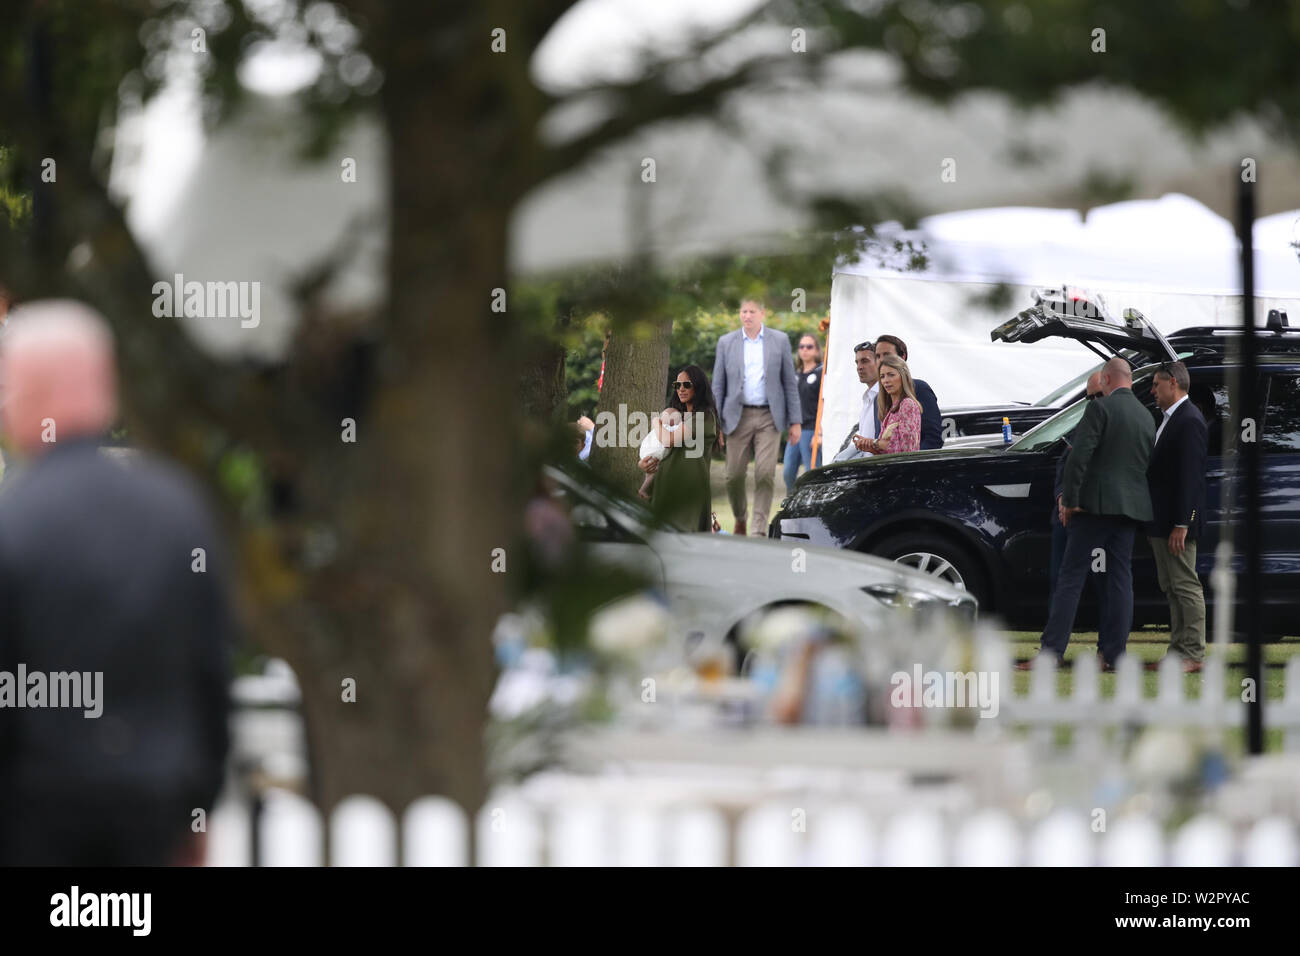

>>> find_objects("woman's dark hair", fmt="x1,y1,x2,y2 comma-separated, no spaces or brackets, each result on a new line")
669,364,720,449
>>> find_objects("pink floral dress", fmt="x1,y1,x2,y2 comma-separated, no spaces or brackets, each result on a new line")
877,397,922,454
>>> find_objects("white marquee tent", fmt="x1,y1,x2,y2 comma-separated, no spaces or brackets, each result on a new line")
821,195,1300,454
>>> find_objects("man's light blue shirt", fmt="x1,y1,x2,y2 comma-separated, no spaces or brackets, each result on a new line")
742,326,767,406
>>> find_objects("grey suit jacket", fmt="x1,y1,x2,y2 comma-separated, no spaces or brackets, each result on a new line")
712,327,801,434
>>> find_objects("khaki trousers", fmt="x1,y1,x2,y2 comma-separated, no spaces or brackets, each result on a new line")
725,406,780,533
1148,536,1207,662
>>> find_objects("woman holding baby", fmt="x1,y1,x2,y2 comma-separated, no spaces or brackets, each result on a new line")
637,364,720,532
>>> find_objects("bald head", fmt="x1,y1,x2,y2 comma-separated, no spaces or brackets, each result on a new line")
1100,357,1132,395
1,300,118,456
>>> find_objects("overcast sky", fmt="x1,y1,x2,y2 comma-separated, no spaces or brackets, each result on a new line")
119,0,764,234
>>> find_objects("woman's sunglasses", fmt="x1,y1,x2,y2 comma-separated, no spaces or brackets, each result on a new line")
673,381,694,390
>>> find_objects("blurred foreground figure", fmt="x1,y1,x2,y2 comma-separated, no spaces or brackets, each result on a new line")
0,301,232,865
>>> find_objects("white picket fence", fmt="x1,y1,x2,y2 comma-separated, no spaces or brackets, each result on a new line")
218,647,1300,866
984,648,1300,749
204,787,1300,866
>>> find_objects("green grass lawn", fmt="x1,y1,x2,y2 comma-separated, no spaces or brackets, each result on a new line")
708,456,796,533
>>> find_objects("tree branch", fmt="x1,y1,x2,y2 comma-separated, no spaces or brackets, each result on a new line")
530,2,811,184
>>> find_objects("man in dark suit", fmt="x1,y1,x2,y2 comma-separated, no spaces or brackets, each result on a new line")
1022,357,1155,670
0,301,232,865
1146,362,1209,672
872,335,943,449
713,298,801,535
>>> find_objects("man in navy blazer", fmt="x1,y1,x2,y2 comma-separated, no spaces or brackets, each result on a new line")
712,298,801,535
1145,362,1209,672
872,335,943,450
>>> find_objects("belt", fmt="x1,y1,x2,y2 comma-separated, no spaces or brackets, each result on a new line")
742,404,769,409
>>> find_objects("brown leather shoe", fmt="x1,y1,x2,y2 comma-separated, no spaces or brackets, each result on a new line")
1145,657,1204,673
733,517,747,536
1015,655,1064,671
1098,652,1116,673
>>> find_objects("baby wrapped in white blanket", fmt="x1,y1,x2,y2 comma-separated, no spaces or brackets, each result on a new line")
638,408,682,498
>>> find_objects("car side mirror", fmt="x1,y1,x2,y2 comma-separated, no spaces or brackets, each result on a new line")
571,503,609,531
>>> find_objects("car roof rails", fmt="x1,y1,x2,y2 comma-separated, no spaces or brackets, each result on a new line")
1164,320,1300,356
1168,321,1300,340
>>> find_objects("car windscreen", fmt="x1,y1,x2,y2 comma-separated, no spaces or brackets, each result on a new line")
1010,396,1089,451
1014,368,1157,452
1032,349,1192,407
1033,363,1101,407
548,465,677,531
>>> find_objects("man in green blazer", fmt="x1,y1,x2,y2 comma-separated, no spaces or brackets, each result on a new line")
1027,357,1155,670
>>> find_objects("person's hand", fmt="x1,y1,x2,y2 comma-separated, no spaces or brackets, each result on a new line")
852,434,869,452
718,432,725,449
638,455,658,475
1168,526,1187,555
1056,497,1068,526
577,415,595,432
1062,506,1083,528
789,423,802,444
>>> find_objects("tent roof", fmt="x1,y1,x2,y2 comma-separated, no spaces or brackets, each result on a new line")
836,194,1300,298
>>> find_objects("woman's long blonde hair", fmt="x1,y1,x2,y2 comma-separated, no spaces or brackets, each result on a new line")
876,354,919,422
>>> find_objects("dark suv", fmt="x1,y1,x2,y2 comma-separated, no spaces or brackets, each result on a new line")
771,310,1300,632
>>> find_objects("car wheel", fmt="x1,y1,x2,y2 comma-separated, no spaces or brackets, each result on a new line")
727,602,845,671
869,533,990,609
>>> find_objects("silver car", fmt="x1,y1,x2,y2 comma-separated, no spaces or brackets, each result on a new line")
546,466,977,654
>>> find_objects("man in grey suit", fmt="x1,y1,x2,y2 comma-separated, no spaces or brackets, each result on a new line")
712,298,801,535
1021,357,1155,671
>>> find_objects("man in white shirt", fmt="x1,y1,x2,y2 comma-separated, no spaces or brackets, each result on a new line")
832,341,880,462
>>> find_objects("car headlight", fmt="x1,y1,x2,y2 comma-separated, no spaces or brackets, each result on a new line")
863,584,942,610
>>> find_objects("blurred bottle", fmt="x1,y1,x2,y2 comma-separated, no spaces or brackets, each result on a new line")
1002,416,1013,445
807,647,865,726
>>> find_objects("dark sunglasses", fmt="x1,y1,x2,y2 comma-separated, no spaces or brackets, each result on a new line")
798,343,816,349
1086,392,1102,401
673,381,694,390
853,341,875,354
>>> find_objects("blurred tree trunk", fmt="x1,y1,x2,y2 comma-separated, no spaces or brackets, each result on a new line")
519,336,569,422
269,6,523,828
590,316,673,495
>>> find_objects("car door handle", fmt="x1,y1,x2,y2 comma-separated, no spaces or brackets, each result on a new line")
1206,471,1227,479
